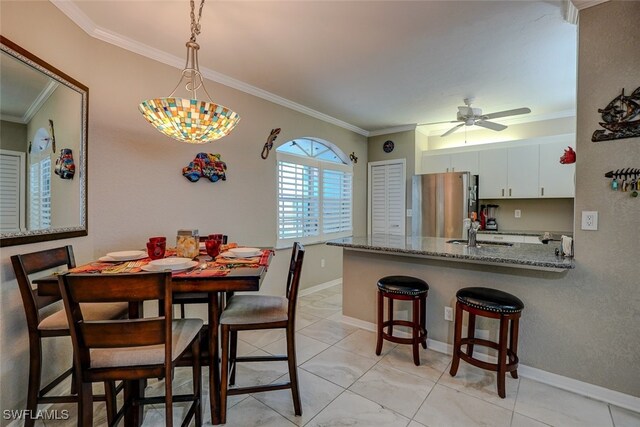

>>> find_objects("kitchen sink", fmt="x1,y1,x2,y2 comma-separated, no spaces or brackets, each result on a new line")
446,239,514,247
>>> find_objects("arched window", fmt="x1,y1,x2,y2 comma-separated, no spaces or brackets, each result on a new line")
276,137,353,246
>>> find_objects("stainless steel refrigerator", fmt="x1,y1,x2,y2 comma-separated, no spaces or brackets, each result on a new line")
412,172,478,239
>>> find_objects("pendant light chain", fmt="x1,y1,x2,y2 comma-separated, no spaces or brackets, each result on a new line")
190,0,205,42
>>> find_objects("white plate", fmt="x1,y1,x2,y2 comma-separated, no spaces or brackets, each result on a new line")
229,247,261,257
104,250,148,261
148,257,193,270
220,251,261,259
141,260,198,272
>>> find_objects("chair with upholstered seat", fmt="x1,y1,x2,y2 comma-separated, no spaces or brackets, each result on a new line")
219,242,305,424
58,271,202,426
10,246,128,427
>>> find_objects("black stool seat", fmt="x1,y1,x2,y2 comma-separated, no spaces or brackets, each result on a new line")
377,276,429,296
456,287,524,314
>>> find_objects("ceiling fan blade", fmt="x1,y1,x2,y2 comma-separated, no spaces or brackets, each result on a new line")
441,123,465,137
482,107,531,120
475,120,507,131
417,120,461,126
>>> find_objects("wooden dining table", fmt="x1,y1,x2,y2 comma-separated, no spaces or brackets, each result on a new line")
35,251,273,426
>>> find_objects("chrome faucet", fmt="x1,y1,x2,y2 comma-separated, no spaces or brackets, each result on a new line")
468,220,480,247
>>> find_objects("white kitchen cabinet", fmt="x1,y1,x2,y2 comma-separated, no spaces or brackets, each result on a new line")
539,141,575,197
477,233,543,244
507,145,539,198
450,151,479,175
421,151,479,175
421,153,451,174
478,149,508,198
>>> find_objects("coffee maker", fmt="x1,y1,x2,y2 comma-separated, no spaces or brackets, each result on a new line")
484,204,499,231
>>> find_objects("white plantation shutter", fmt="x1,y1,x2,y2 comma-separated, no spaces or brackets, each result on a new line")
0,150,25,233
29,157,52,230
278,160,320,240
322,168,352,235
277,145,353,246
368,160,406,235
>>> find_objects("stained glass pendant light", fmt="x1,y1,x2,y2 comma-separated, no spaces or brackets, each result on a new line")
139,0,240,144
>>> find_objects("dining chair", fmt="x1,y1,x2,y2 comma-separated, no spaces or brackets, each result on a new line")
10,246,128,427
58,271,203,427
219,242,305,423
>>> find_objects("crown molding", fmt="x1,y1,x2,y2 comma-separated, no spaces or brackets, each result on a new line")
571,0,610,11
368,124,417,137
50,0,370,137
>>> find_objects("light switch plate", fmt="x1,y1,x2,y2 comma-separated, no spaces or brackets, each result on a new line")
406,209,412,217
515,209,521,218
581,211,598,230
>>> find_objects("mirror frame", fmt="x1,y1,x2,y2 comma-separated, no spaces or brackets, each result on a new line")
1,36,88,247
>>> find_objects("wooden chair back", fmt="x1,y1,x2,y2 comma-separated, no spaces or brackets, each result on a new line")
285,242,305,324
58,272,172,378
11,246,76,332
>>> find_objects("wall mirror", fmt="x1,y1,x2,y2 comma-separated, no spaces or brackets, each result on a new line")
0,36,88,247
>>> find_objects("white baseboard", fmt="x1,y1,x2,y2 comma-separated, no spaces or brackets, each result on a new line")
338,315,640,412
299,279,342,297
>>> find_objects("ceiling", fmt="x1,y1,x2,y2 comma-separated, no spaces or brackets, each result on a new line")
52,1,578,136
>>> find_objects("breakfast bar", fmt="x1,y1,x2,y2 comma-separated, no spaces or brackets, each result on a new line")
327,234,575,359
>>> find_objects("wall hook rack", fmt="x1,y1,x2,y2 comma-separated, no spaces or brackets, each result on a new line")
604,167,639,196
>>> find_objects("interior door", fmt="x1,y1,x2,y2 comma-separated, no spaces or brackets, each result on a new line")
368,160,406,236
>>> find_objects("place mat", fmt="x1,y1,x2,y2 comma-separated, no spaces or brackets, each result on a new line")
69,260,148,274
214,249,273,268
173,263,230,278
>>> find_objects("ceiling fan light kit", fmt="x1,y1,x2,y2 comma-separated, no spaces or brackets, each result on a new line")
138,0,240,144
421,98,531,137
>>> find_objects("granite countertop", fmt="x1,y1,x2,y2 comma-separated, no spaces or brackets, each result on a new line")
477,230,573,237
327,235,574,271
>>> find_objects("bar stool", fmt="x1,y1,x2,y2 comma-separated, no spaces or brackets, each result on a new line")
375,275,429,365
449,287,524,398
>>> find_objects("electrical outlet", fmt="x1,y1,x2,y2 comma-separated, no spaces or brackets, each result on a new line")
581,211,598,230
321,258,326,268
515,209,521,218
406,209,412,217
444,306,453,321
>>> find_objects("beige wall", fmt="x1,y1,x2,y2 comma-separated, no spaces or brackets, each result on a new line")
0,1,367,419
421,116,576,150
0,120,27,152
367,130,416,232
481,198,574,233
344,0,640,397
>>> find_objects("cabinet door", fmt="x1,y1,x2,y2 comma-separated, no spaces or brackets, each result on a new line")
421,153,451,173
450,151,479,175
507,145,539,198
478,149,508,198
369,161,406,235
539,141,575,197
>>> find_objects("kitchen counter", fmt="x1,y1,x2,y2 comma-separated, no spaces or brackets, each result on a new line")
477,230,572,237
327,234,574,271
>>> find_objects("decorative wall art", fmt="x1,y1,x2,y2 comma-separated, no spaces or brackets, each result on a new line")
559,146,576,164
260,128,281,159
182,153,227,182
49,119,57,153
54,148,75,179
349,152,358,164
592,87,640,142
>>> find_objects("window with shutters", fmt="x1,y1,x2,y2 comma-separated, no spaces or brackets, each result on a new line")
276,138,353,247
29,157,51,230
0,150,26,233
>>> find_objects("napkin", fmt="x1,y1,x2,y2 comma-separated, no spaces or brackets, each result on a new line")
561,235,573,257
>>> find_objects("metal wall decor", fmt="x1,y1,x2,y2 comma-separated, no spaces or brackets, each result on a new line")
260,128,281,159
182,152,227,182
592,87,640,142
604,168,639,197
55,149,75,179
349,152,358,163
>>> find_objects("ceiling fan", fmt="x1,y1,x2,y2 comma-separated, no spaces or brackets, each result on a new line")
420,98,531,137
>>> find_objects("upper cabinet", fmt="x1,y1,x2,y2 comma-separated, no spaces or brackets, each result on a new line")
425,139,575,200
539,141,575,197
421,151,479,175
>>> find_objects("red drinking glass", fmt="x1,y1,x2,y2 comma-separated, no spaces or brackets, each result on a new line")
205,239,221,259
146,241,166,260
149,236,166,244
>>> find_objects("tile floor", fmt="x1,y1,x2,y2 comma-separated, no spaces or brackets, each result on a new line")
36,283,639,426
